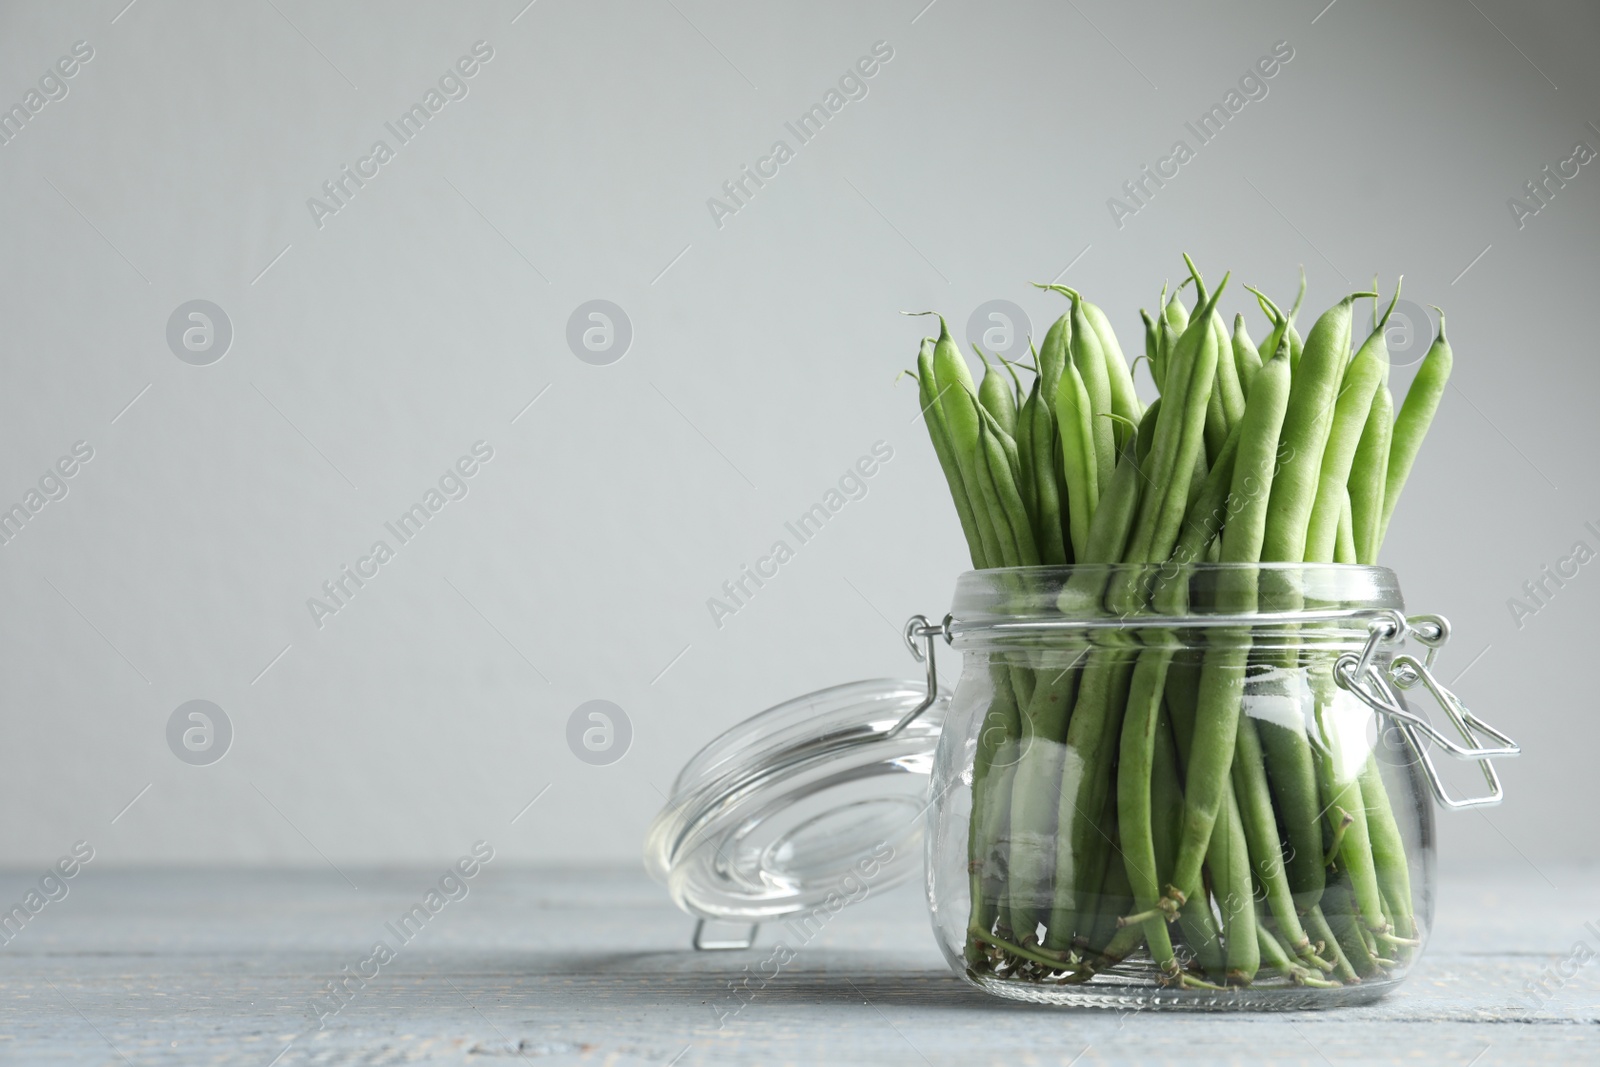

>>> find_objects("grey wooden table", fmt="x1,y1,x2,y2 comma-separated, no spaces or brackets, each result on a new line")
0,863,1594,1065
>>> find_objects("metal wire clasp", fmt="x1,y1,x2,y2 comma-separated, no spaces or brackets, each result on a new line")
1334,613,1520,810
888,614,952,738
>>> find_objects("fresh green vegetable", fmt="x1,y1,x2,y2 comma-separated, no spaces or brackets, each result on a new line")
1304,284,1396,563
1043,286,1117,493
1232,313,1263,397
1055,359,1100,560
1380,311,1452,549
908,258,1449,991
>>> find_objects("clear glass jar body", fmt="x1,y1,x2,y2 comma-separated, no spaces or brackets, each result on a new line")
927,564,1435,1009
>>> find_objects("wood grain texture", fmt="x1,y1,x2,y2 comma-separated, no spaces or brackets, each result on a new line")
0,863,1594,1065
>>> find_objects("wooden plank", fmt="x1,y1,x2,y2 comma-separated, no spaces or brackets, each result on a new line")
0,864,1593,1065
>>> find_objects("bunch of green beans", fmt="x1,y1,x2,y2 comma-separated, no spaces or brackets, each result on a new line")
909,256,1449,989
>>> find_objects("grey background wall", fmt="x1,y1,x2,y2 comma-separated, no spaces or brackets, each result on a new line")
0,0,1594,875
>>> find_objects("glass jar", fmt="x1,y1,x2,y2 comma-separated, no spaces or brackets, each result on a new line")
647,563,1517,1010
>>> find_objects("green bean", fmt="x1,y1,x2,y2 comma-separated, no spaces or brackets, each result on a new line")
1015,378,1040,528
1005,667,1074,938
1255,708,1324,910
1251,288,1305,377
966,671,1021,947
978,414,1041,567
1164,657,1201,743
1289,266,1308,320
1322,880,1382,978
1185,429,1209,512
1163,632,1252,983
1073,913,1147,978
1354,376,1415,941
915,336,987,568
1312,680,1386,933
967,427,1021,571
1180,265,1236,461
998,347,1030,394
1044,779,1112,956
1007,593,1088,943
1297,297,1394,936
1379,311,1452,550
920,313,1036,948
1154,281,1192,396
1262,292,1372,563
976,347,1018,438
1254,918,1296,978
1082,298,1144,447
1167,425,1239,572
1204,377,1230,467
1163,654,1243,981
981,399,1025,489
1233,713,1316,954
1082,817,1135,957
1045,287,1117,492
1155,316,1179,396
1335,492,1356,564
1164,288,1190,332
1233,314,1264,398
1359,753,1416,942
920,340,1030,953
1248,287,1289,372
1055,358,1100,560
921,345,995,944
1117,647,1183,979
1038,312,1070,398
1057,437,1143,622
1212,776,1260,984
1141,307,1159,380
930,316,1011,573
1085,437,1145,567
1184,268,1228,422
1211,310,1247,453
1220,339,1293,564
1257,915,1340,987
1135,397,1161,469
1189,337,1309,961
1029,380,1070,566
1304,286,1394,562
1349,383,1393,566
1160,701,1231,980
1151,711,1193,912
1286,267,1308,371
1286,324,1304,372
1053,649,1136,949
1192,337,1303,967
1148,281,1227,563
1051,787,1116,959
1306,904,1361,984
1121,272,1228,578
1241,314,1349,910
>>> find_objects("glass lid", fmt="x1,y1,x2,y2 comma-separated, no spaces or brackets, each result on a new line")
644,675,947,923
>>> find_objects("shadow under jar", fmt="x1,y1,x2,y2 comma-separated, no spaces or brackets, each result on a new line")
929,562,1486,1009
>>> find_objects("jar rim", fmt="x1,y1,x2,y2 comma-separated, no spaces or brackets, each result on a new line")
948,563,1405,649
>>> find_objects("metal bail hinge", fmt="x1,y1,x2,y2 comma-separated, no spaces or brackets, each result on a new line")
1334,613,1520,810
886,613,951,738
